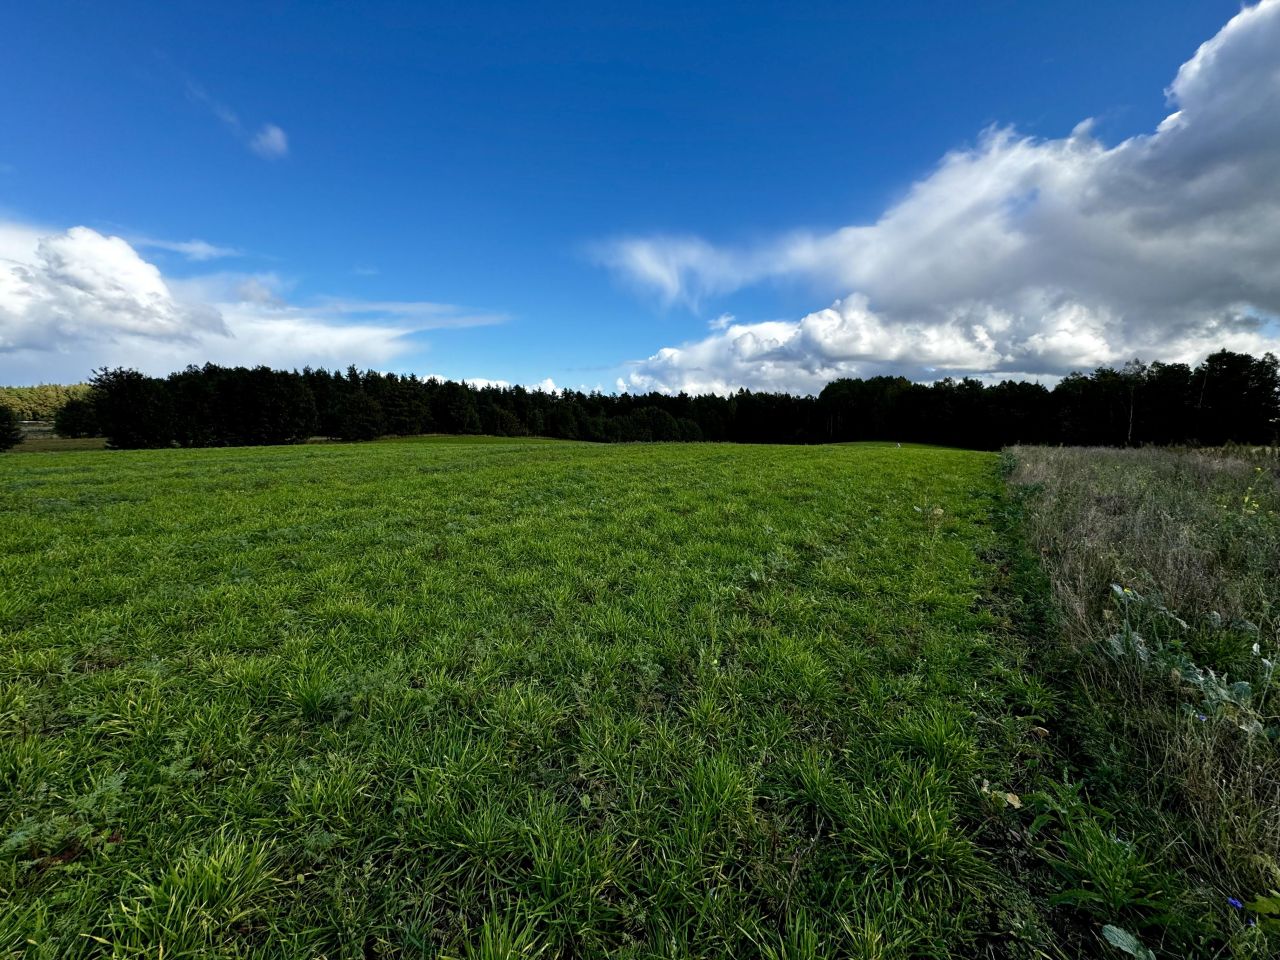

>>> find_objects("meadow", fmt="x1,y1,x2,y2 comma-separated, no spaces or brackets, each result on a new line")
0,438,1273,958
1007,446,1280,955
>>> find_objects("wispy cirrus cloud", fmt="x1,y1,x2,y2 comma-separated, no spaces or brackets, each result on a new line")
604,0,1280,394
133,236,243,262
188,83,289,160
307,298,508,329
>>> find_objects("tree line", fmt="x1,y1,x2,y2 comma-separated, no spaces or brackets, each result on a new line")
0,383,92,421
2,349,1274,452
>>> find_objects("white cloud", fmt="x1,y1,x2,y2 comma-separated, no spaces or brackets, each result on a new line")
249,124,289,160
307,298,507,328
0,222,503,384
592,236,747,309
0,219,54,263
604,0,1280,393
134,236,242,261
0,226,224,352
188,83,290,160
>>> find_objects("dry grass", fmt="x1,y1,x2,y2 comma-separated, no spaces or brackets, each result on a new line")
1007,446,1280,909
11,436,107,453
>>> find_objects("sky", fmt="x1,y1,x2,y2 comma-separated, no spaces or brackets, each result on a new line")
2,0,1279,393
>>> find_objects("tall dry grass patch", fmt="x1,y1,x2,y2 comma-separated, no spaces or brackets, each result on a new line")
1008,445,1280,905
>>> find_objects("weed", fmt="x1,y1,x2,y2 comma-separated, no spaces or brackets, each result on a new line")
1008,445,1280,957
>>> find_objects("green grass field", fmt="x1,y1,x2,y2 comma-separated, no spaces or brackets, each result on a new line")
0,439,1083,956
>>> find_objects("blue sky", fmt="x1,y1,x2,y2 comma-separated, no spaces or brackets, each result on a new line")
3,0,1278,391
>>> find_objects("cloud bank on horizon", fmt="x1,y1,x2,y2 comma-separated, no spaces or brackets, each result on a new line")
602,0,1280,395
0,222,505,384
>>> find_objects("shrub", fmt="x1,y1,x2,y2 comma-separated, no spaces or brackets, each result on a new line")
53,396,100,438
0,404,22,451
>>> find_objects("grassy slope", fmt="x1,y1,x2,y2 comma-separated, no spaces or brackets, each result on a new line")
2,439,1048,958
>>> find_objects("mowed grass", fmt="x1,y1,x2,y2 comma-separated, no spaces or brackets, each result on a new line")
0,438,1048,958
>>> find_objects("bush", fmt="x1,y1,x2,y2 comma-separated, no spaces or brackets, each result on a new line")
0,404,22,451
54,396,100,438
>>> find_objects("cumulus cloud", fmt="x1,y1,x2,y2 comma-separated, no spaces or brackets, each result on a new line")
0,222,503,384
0,219,56,263
606,0,1280,394
0,226,225,352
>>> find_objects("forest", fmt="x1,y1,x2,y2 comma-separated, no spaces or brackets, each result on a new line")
0,383,92,421
6,348,1277,451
